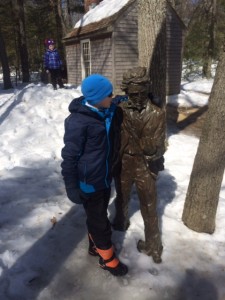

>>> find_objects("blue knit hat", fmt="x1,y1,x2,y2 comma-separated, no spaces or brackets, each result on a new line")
81,74,113,105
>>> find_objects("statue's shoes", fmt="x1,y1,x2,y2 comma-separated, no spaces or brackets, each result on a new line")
137,239,163,264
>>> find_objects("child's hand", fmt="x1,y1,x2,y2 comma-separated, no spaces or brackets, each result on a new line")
66,187,83,204
113,95,128,104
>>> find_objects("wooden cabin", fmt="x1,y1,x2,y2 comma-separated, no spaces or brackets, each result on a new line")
63,0,185,95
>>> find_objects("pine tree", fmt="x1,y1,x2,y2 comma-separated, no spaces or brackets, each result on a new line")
184,0,225,65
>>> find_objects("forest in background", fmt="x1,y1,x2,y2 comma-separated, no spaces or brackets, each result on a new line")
0,0,225,86
0,0,84,82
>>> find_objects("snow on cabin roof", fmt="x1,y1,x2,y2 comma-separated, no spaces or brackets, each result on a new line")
64,0,134,40
74,0,131,29
63,0,185,41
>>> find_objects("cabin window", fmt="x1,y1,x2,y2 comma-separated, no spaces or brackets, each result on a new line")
81,39,91,79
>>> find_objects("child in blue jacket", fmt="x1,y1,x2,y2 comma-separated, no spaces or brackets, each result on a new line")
44,39,64,90
61,74,128,276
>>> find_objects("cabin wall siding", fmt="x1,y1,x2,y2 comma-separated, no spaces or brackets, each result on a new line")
166,8,184,95
66,43,81,86
90,37,113,80
113,1,138,94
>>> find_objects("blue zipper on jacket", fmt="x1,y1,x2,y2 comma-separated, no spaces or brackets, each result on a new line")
82,100,115,189
104,116,111,188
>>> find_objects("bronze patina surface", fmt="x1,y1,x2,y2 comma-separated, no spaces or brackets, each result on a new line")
113,67,166,263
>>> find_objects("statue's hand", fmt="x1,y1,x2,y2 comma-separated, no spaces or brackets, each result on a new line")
148,156,165,175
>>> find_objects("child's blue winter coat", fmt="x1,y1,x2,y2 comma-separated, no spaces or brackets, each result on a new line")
61,97,123,193
44,49,62,70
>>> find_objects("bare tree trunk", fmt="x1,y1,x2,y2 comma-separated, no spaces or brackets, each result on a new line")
138,0,167,107
12,0,30,82
178,1,206,32
57,0,68,36
0,29,13,89
178,0,194,26
57,0,73,36
167,0,175,8
182,44,225,233
202,0,217,79
50,0,63,52
57,0,67,36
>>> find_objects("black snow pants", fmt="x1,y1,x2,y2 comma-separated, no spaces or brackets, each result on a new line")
81,188,112,250
49,69,64,89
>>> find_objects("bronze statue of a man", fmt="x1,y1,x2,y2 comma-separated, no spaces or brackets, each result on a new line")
113,67,166,263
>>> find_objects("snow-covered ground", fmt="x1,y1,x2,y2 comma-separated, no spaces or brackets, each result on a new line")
167,79,213,107
0,80,224,300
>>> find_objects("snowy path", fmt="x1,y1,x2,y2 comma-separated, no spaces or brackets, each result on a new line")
0,83,224,300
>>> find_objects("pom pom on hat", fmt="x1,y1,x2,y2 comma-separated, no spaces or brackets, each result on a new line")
44,39,55,47
81,74,113,105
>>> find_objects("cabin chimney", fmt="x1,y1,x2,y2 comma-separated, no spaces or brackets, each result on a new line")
84,0,101,12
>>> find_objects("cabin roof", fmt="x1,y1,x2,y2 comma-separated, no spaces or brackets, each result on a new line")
63,0,185,42
64,0,135,41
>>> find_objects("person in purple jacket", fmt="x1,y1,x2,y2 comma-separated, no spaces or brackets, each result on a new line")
44,39,64,90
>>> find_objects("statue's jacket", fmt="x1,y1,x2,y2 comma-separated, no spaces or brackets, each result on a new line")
119,100,166,161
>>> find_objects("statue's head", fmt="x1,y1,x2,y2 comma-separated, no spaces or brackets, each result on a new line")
121,67,150,110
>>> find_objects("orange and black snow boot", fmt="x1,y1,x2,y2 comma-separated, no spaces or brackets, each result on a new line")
97,246,128,276
88,234,99,257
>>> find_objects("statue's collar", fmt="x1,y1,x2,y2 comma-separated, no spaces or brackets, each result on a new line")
125,100,148,111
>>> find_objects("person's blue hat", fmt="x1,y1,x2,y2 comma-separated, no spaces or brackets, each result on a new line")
81,74,113,105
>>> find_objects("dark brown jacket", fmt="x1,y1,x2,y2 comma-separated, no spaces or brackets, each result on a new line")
119,99,166,161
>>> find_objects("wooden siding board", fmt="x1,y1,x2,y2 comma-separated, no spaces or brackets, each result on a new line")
66,44,81,86
166,7,184,95
90,37,113,80
113,1,138,94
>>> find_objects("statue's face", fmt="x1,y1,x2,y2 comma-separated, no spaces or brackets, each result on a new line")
127,84,149,110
